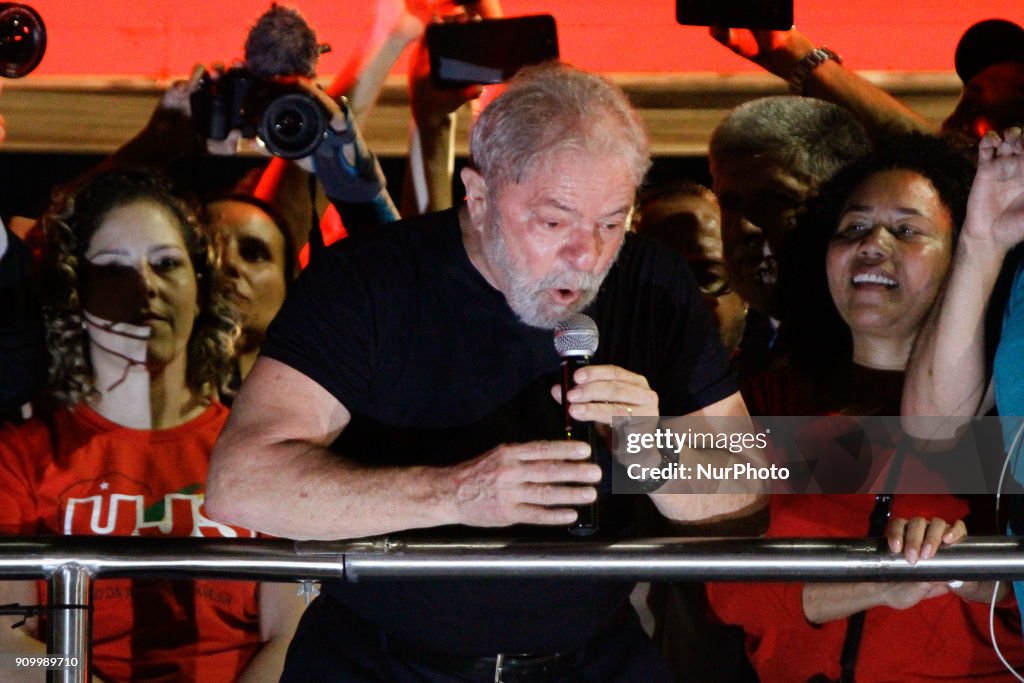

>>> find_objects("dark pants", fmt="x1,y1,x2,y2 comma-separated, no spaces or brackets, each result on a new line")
281,595,673,683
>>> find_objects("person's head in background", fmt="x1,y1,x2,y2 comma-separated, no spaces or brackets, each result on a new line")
709,96,871,319
206,195,294,379
40,169,236,424
781,133,974,407
943,19,1024,143
636,180,747,355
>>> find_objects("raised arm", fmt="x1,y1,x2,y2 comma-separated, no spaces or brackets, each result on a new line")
400,36,482,215
903,128,1024,420
304,84,400,229
206,356,601,539
400,0,503,216
711,26,934,139
95,65,205,173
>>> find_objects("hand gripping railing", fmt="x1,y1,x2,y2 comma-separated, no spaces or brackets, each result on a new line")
3,534,1024,682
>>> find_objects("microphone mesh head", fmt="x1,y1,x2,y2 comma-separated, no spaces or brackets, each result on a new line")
553,313,599,357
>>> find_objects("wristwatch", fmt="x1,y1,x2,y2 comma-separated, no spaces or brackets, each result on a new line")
788,47,842,94
626,446,677,494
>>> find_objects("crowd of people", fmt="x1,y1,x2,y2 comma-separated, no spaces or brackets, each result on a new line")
1,1,1024,682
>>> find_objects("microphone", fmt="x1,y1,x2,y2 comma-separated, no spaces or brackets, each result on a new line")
553,313,600,536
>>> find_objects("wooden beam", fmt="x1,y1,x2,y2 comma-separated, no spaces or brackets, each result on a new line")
0,72,962,157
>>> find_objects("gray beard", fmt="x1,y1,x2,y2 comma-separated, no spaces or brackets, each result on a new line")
482,218,620,329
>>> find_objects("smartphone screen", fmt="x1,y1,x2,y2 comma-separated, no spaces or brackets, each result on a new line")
426,15,559,89
676,0,793,30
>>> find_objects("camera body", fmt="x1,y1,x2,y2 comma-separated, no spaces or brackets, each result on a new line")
0,3,45,78
190,67,330,160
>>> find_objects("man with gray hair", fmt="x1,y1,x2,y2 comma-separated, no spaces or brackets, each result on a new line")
710,96,870,321
208,62,761,681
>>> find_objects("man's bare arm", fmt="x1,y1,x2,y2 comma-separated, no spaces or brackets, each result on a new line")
206,357,601,539
651,392,769,522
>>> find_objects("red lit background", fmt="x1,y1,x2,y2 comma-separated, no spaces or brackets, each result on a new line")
21,1,1024,78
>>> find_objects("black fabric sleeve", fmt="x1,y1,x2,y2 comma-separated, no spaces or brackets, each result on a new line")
647,241,738,415
260,244,378,412
669,278,738,412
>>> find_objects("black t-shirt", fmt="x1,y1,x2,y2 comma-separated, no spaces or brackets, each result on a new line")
262,208,737,655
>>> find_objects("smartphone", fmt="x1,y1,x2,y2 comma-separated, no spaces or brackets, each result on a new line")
426,15,559,89
676,0,793,31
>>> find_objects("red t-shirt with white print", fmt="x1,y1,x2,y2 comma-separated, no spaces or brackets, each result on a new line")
0,402,261,682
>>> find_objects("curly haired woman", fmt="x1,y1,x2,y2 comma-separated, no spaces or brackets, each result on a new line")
0,170,303,682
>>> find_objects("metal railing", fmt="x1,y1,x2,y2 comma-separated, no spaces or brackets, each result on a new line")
3,535,1024,682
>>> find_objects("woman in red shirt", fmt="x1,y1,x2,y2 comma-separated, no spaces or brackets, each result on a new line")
0,170,304,682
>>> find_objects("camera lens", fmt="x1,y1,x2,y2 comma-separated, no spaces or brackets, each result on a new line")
258,91,328,160
0,4,46,78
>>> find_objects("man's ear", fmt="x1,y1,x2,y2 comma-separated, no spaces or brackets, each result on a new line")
460,167,488,230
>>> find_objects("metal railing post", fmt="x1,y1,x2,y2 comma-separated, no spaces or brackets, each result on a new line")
46,563,91,683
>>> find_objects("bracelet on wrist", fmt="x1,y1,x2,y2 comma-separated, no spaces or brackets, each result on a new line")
788,46,842,95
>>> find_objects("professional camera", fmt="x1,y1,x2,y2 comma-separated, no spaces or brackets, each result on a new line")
190,67,330,160
0,3,45,78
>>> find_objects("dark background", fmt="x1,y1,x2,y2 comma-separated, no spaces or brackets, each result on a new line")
0,153,712,223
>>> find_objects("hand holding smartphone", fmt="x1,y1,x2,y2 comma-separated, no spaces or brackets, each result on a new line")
676,0,793,31
426,15,559,90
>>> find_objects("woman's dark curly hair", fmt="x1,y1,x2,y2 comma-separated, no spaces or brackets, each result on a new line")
779,132,976,407
40,169,239,405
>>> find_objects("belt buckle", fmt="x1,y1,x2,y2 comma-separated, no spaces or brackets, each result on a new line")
494,652,553,683
494,653,504,683
493,653,528,683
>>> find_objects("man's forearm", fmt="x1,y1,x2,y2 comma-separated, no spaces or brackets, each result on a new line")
650,445,769,522
642,395,768,521
207,439,454,540
628,430,769,521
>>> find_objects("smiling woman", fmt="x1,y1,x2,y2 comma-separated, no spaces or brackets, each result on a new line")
706,132,1024,683
778,132,975,412
826,168,956,367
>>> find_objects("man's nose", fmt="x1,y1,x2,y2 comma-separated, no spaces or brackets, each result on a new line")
722,208,763,240
721,210,766,258
562,225,603,271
